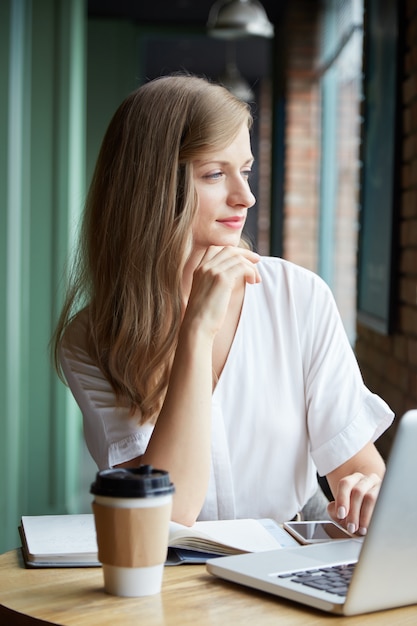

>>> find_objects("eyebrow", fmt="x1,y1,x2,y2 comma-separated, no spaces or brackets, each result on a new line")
194,156,255,167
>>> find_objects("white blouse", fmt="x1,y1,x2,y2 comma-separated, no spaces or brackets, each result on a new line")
61,256,394,522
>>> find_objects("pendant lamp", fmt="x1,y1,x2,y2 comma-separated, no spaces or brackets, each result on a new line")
219,42,255,102
207,0,274,39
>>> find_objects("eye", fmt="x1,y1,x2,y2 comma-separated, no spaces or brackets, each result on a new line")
203,171,223,180
241,169,252,180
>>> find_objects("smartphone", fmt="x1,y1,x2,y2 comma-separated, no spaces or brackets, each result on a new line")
283,520,353,545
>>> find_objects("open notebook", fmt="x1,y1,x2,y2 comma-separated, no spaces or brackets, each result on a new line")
19,515,297,568
207,410,417,616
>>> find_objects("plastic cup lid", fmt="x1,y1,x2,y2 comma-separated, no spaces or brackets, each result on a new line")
90,464,175,498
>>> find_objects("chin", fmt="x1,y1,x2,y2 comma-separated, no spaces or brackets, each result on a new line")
214,233,243,247
193,232,243,250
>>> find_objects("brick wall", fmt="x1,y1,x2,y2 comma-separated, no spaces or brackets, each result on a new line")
257,80,273,256
355,0,417,456
282,1,321,272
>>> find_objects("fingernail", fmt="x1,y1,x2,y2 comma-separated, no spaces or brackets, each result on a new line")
358,527,367,536
337,506,347,519
347,523,356,534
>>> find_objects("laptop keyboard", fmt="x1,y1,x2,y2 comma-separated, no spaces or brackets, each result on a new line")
278,562,356,597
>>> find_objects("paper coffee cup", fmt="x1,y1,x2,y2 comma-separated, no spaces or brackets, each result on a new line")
90,466,175,597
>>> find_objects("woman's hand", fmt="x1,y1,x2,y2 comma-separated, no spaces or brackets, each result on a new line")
327,472,382,536
326,441,385,536
183,245,261,338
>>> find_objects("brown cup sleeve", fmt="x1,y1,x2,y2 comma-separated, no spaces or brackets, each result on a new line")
92,501,172,567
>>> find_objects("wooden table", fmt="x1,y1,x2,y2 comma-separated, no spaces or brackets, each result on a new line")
1,549,417,625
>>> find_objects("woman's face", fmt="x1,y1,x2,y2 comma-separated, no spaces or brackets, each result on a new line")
191,123,255,253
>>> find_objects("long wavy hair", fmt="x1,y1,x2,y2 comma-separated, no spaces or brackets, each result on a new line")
53,74,253,423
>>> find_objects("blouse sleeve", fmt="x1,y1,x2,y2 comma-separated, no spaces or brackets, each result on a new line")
60,312,153,470
300,275,394,476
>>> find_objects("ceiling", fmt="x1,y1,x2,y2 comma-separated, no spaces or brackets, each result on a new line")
87,0,286,83
87,0,285,28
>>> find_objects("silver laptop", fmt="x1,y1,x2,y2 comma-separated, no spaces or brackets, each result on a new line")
207,409,417,615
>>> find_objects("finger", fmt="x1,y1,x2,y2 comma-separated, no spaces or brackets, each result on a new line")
333,473,381,535
200,245,261,271
346,474,381,534
349,476,381,535
332,472,362,524
198,247,261,285
356,483,380,536
195,259,256,289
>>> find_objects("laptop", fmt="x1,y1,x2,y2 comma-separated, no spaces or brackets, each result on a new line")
207,409,417,615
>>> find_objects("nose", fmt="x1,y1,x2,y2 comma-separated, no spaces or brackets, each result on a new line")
227,177,256,210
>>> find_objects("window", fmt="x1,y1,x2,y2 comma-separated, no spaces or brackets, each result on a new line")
318,0,364,344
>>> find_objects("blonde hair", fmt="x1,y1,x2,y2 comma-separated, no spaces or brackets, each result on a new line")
53,74,252,423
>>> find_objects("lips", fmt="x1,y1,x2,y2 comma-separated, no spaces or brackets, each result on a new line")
217,216,245,229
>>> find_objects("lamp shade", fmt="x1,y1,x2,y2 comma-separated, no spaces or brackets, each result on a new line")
207,0,274,39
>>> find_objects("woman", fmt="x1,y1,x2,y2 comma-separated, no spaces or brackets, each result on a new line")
54,74,393,535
